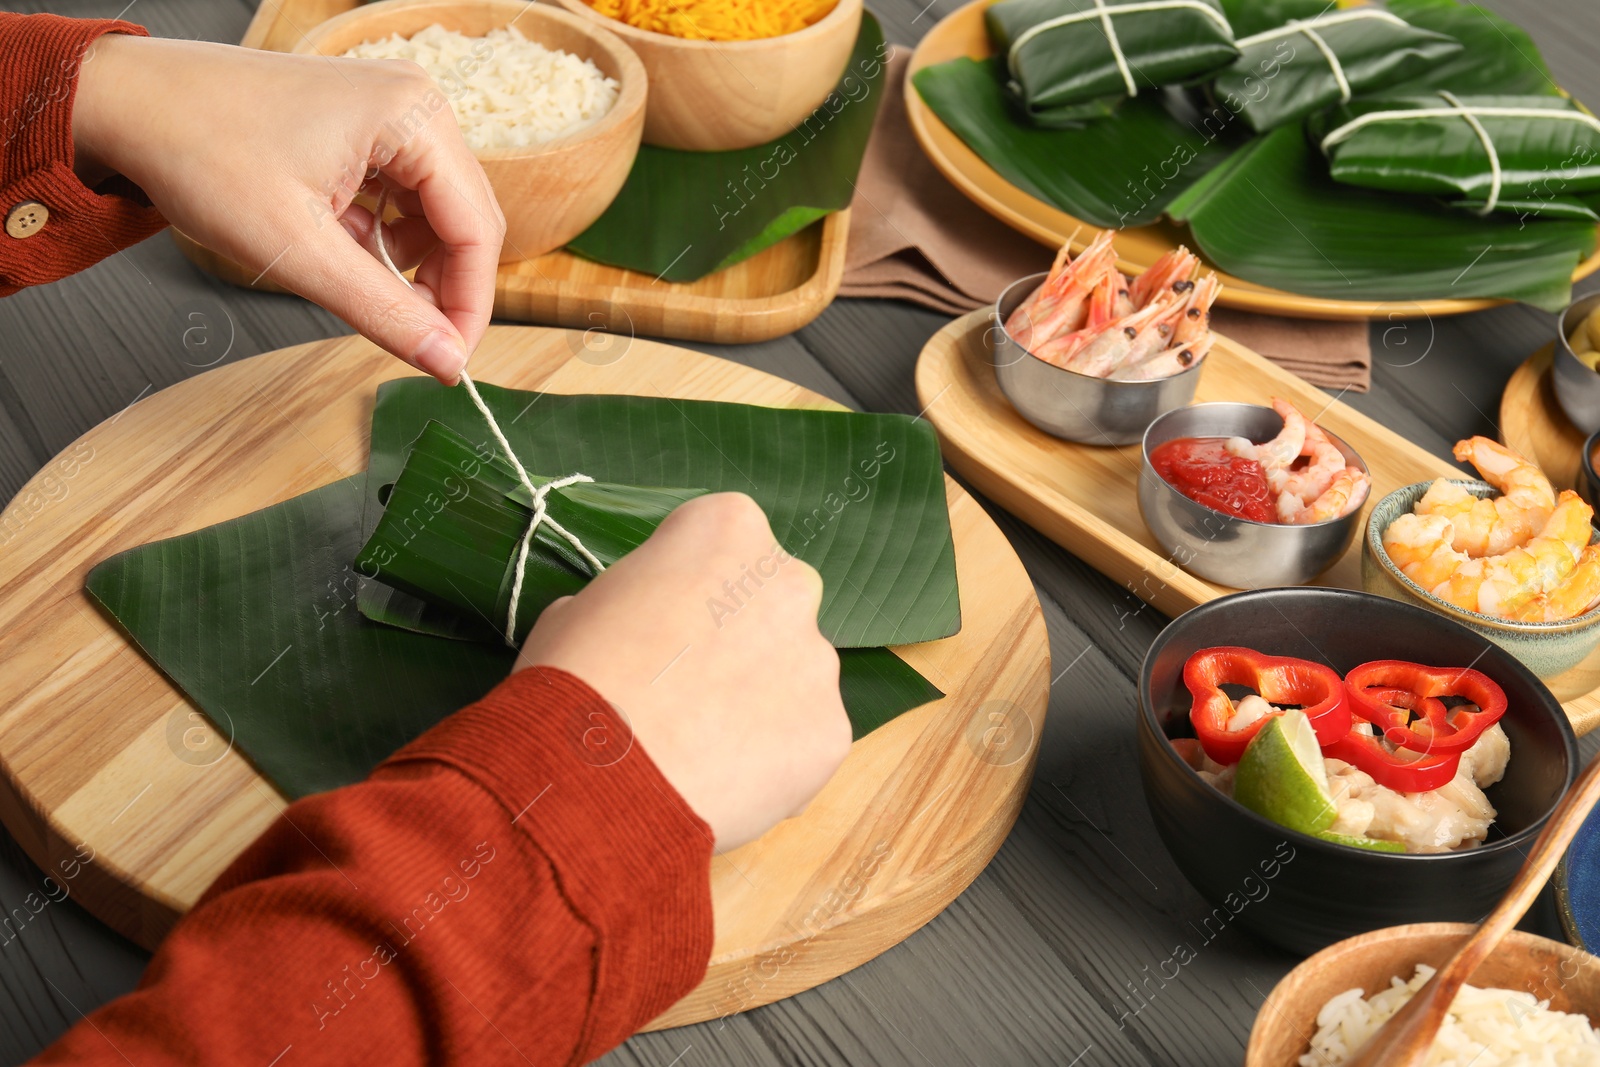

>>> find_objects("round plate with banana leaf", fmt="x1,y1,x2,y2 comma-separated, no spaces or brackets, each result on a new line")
906,0,1600,319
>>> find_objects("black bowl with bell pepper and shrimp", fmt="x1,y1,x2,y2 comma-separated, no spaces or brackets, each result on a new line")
1137,587,1575,955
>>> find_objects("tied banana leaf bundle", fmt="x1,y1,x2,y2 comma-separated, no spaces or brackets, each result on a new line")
356,421,709,646
986,0,1238,127
1216,0,1323,39
1312,94,1600,220
914,0,1600,309
1210,8,1462,134
86,380,960,799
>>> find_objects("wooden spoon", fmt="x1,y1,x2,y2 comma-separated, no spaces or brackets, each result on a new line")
1343,750,1600,1067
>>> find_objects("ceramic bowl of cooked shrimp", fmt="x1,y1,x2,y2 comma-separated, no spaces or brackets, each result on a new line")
1139,400,1371,588
1364,437,1600,679
1139,587,1577,955
991,232,1217,445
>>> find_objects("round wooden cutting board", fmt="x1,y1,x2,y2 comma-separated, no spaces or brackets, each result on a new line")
0,326,1048,1030
1501,343,1588,493
904,0,1600,321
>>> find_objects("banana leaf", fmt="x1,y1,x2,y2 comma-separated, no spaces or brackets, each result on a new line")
1209,10,1461,134
564,15,883,282
357,421,708,645
85,477,942,798
912,60,1242,226
1453,195,1599,223
985,0,1238,127
1383,0,1558,98
1217,0,1323,38
1312,94,1600,206
357,379,962,650
1166,124,1598,310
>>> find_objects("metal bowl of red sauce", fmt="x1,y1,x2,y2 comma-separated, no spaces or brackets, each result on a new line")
1139,402,1370,588
991,272,1205,446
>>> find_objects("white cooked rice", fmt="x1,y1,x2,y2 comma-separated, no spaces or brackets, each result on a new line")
1301,964,1600,1066
342,24,619,151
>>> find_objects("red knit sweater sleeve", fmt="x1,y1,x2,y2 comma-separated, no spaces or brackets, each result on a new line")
0,13,167,295
29,667,716,1066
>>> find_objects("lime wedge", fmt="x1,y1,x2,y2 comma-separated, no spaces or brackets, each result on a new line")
1315,831,1406,853
1234,710,1337,835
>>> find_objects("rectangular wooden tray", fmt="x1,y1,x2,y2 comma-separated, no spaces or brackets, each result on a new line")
171,0,848,345
915,308,1600,735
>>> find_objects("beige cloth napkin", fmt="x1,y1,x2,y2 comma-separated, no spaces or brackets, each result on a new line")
840,50,1372,393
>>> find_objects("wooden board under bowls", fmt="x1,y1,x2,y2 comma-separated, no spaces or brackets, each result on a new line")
169,0,848,345
916,308,1600,735
0,325,1048,1030
903,0,1600,322
1502,343,1588,493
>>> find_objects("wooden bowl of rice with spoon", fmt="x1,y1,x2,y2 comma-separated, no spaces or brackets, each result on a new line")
1246,922,1600,1065
298,0,646,262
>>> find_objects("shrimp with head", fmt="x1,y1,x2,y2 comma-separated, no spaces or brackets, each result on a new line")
1109,275,1219,381
1003,230,1115,350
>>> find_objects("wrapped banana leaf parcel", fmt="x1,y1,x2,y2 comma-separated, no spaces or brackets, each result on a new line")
1209,7,1462,134
86,379,960,798
986,0,1239,126
1312,94,1600,220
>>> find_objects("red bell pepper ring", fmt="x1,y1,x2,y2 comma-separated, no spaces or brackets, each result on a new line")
1323,686,1461,792
1184,647,1350,765
1344,660,1507,755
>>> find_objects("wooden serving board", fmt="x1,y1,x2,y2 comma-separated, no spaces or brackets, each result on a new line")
1502,343,1587,493
916,309,1600,735
904,0,1600,322
0,326,1047,1030
169,0,848,346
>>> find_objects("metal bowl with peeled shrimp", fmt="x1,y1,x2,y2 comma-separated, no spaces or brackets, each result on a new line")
1139,401,1371,588
990,231,1215,445
1364,436,1600,679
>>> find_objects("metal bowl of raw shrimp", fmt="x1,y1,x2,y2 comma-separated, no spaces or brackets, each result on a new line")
1138,403,1370,588
1364,480,1600,679
1138,587,1576,954
990,272,1204,446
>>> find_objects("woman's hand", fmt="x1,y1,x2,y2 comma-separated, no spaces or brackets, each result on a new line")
515,493,852,853
72,33,503,383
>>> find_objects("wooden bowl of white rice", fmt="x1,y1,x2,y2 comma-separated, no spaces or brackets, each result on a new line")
1246,922,1600,1066
298,0,646,262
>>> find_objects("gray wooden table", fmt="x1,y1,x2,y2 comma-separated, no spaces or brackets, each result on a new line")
2,0,1598,1063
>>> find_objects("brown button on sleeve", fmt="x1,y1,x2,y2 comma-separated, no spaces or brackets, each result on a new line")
0,14,167,294
5,200,49,239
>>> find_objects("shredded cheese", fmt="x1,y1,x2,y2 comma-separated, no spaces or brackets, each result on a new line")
584,0,840,41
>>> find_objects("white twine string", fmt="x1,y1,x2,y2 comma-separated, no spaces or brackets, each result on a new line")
1005,0,1233,95
1237,10,1408,105
1233,7,1407,47
370,188,605,646
1294,21,1349,102
1438,91,1501,214
1319,98,1600,216
1094,0,1136,98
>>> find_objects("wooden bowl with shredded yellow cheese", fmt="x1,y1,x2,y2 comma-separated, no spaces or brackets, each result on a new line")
556,0,863,151
298,0,646,262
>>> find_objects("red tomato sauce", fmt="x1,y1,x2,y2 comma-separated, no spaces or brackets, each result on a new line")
1149,437,1275,523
